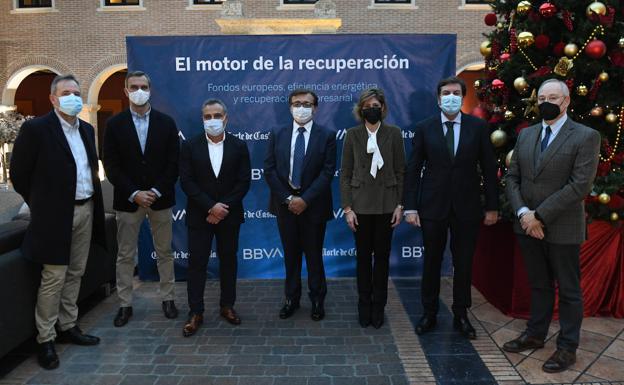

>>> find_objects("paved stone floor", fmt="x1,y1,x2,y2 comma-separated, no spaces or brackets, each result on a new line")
0,278,623,385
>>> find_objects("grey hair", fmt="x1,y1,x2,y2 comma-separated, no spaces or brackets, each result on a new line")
201,98,228,114
537,79,570,97
125,70,152,88
50,74,79,95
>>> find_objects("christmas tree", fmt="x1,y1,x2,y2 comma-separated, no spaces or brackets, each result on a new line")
475,0,624,223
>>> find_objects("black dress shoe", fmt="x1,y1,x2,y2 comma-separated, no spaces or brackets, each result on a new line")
415,314,437,335
502,332,545,353
37,341,59,370
162,300,178,319
114,307,133,327
57,326,100,346
311,301,325,321
453,315,477,340
542,349,576,373
279,300,300,319
371,308,384,329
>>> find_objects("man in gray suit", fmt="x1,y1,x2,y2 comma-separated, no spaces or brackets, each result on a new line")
503,79,600,373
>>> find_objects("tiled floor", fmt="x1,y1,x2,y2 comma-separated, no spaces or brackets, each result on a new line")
0,277,623,385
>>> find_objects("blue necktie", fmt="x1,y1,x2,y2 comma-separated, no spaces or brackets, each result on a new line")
541,126,552,152
291,127,306,188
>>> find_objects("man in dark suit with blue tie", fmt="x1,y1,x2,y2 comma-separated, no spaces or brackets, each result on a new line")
404,77,499,339
264,89,336,321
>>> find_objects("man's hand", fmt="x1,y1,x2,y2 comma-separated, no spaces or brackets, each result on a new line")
391,206,403,228
521,211,545,239
210,202,230,220
288,197,307,215
345,210,358,232
134,191,157,208
483,210,498,226
206,213,221,225
405,212,421,227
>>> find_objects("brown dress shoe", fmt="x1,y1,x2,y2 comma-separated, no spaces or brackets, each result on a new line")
220,307,241,325
182,314,203,337
502,332,544,353
543,349,576,373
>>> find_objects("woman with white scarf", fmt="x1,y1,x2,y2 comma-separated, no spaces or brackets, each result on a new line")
339,88,406,329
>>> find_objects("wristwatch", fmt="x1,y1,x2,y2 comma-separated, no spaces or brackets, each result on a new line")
284,195,294,205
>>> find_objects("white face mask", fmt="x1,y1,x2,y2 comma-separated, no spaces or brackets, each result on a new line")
291,106,313,124
128,89,150,106
204,119,225,137
439,94,463,115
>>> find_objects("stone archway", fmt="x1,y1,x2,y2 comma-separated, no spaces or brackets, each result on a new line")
83,55,127,130
1,64,62,112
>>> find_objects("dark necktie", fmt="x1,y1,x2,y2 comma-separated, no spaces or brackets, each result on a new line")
541,126,552,152
291,126,306,188
444,121,455,160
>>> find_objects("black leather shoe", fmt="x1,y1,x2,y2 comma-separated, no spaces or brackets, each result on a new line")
162,300,178,319
371,308,384,329
279,300,300,319
542,349,576,373
453,315,477,340
502,332,545,353
37,341,59,370
358,306,371,328
57,326,100,346
114,307,133,327
310,301,325,321
415,314,437,335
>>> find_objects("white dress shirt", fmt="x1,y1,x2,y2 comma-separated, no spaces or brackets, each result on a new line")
55,111,93,200
289,119,313,184
130,107,150,154
441,112,462,156
516,113,569,218
207,134,225,177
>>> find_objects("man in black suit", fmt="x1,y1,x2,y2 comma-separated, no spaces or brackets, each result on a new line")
103,71,180,327
404,77,498,339
179,99,251,335
10,74,106,369
264,89,336,321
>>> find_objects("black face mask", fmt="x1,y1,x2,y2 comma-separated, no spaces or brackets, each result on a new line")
538,101,562,121
362,107,382,125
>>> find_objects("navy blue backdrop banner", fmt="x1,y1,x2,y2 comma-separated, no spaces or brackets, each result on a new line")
127,33,456,281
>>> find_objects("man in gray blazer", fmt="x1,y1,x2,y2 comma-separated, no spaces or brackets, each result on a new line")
503,79,600,373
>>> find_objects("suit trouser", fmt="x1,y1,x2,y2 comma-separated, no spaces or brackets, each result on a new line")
115,207,175,307
276,206,327,303
517,234,582,352
187,222,240,314
353,213,394,312
420,215,480,317
35,201,93,343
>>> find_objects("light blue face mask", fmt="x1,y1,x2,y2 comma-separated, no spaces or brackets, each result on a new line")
58,94,83,116
439,94,462,115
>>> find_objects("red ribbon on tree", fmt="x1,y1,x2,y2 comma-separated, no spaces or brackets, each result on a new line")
528,66,552,78
510,28,518,53
599,6,615,27
589,77,602,101
562,10,574,31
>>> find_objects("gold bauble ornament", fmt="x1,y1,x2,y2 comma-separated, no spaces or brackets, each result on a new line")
598,72,609,82
586,1,607,17
504,110,516,121
505,150,514,167
474,79,482,89
606,112,618,124
590,106,604,117
576,85,588,96
480,41,492,57
517,1,532,16
619,37,624,49
497,22,504,30
599,193,611,204
490,129,508,148
513,76,529,93
518,32,535,48
564,43,579,58
611,212,620,222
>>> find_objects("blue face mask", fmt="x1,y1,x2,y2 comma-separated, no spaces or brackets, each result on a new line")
439,94,462,115
58,94,83,116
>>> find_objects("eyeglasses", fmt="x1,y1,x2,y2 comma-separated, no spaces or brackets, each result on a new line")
204,113,224,120
537,95,564,103
291,102,314,108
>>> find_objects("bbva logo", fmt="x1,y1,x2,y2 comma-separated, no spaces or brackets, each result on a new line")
242,248,284,260
335,129,347,141
333,208,345,219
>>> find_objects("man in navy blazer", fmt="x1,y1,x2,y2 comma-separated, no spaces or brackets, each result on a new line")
404,77,498,339
264,89,336,321
103,71,180,327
